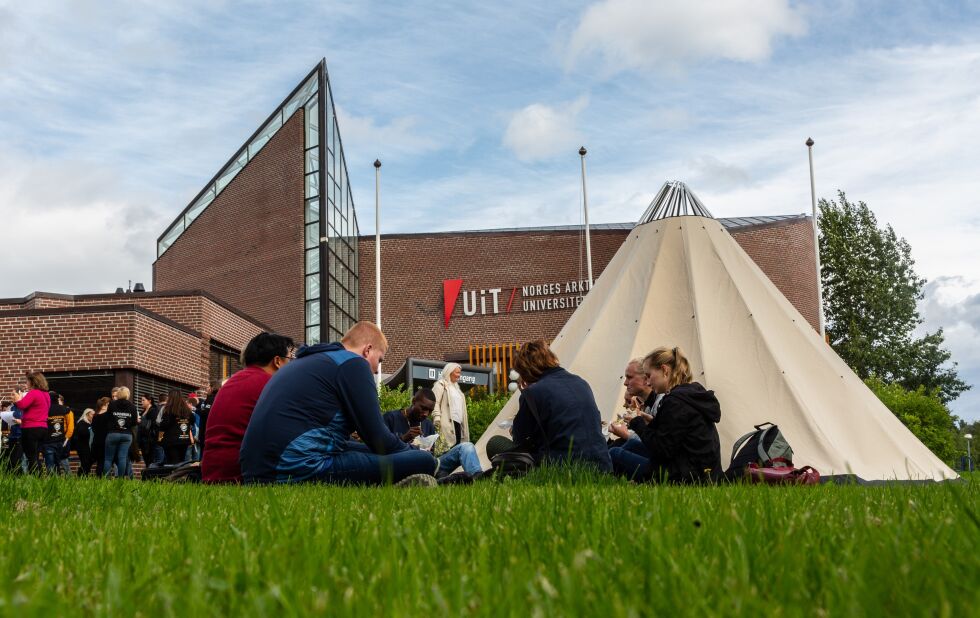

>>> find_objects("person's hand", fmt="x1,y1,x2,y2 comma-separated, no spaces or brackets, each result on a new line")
610,422,629,439
636,410,653,424
11,390,23,403
350,432,363,442
629,396,643,412
401,426,421,442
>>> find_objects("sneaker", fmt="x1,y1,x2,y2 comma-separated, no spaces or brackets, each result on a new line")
394,473,438,488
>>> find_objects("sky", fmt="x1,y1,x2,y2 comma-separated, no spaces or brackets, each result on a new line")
1,0,979,420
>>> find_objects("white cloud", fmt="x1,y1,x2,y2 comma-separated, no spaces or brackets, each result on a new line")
566,0,806,73
334,106,439,161
920,277,980,421
503,97,589,162
0,150,160,297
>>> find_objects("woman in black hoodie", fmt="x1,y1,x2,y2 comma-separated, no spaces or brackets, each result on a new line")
615,346,722,484
159,389,195,465
103,387,138,478
90,397,111,477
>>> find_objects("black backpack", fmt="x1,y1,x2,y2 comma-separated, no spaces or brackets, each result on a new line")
725,422,794,480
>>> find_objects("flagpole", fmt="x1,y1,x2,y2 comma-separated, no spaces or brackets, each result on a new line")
806,138,826,339
374,158,382,381
579,146,594,289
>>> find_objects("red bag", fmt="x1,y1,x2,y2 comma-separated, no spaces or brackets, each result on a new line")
745,462,820,485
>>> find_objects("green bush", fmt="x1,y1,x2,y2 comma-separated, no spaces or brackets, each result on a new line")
865,377,959,464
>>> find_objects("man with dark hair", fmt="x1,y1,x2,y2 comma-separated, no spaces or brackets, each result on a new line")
240,322,437,485
382,389,483,477
202,332,295,484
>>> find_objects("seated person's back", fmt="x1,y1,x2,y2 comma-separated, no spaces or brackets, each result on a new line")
511,340,612,472
202,332,294,484
240,322,433,484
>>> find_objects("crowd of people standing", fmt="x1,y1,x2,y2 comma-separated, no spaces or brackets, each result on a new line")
2,320,724,485
1,374,220,477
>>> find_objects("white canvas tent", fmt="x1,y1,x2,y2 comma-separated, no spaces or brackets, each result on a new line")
475,181,957,482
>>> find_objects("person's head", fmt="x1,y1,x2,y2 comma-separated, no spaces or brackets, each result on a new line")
157,391,168,404
241,332,296,373
115,386,131,401
341,322,388,374
441,363,462,385
49,390,60,405
642,346,692,394
58,394,65,405
208,379,222,395
110,386,120,400
80,408,95,423
163,389,190,420
512,340,560,386
141,394,154,410
25,371,48,392
623,358,652,398
96,397,110,413
407,388,436,423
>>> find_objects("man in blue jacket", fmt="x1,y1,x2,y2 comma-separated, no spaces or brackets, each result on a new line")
240,321,437,484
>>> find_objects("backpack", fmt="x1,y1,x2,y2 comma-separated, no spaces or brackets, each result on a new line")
725,422,794,479
489,452,535,479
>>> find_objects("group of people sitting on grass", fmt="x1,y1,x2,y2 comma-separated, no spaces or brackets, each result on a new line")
2,320,723,485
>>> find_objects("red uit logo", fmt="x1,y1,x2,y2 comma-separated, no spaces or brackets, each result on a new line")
443,279,517,328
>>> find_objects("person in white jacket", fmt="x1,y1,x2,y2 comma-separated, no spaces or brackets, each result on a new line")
431,362,470,456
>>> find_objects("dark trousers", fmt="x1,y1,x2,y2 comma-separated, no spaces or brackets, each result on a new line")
310,440,437,485
42,442,63,473
2,440,24,473
453,421,463,445
76,444,93,476
20,427,47,475
164,444,189,465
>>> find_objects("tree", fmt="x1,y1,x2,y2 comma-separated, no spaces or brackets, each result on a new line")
865,378,959,464
819,191,969,403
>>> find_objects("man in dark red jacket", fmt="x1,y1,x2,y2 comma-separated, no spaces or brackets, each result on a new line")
201,333,295,483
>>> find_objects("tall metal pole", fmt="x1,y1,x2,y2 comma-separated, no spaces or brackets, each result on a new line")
579,146,594,289
374,159,382,381
806,138,826,340
374,159,382,331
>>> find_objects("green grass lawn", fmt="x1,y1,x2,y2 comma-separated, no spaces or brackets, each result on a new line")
1,471,978,617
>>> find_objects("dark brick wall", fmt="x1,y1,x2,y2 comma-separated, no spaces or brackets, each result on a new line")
0,292,265,392
357,219,820,367
153,110,307,343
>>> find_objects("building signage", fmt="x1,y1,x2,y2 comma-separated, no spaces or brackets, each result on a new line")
442,278,591,327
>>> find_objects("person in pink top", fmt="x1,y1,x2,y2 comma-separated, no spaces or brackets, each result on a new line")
11,371,51,474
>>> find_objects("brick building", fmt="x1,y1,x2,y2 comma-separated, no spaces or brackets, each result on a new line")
357,215,819,368
0,291,266,410
147,60,821,374
0,58,823,406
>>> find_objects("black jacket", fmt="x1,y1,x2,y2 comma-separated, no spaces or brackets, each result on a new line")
629,382,722,484
106,400,138,433
512,367,612,472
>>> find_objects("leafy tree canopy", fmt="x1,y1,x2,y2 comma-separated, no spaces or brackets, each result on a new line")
819,191,969,403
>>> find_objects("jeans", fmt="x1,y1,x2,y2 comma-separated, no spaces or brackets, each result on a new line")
609,437,653,481
311,441,436,485
437,442,483,476
153,445,165,466
104,432,133,478
42,442,63,473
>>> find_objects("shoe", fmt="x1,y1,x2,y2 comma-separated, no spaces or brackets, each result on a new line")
394,474,438,487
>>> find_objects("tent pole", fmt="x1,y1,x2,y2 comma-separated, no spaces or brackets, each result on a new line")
579,147,594,289
806,138,826,340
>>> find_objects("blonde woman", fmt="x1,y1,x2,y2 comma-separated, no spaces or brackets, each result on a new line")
73,408,95,475
614,346,722,484
431,363,469,456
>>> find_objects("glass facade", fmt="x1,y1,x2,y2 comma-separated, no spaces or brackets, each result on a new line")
156,60,359,345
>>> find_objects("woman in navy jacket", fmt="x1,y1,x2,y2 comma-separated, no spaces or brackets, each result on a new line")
510,340,612,473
